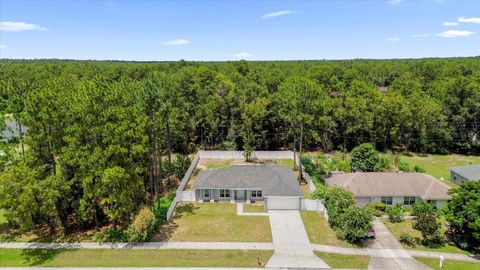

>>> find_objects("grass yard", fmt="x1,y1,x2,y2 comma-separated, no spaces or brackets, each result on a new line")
301,211,355,248
243,203,266,213
398,153,480,182
0,249,273,267
155,202,272,242
273,159,295,169
415,257,480,270
205,159,234,170
300,181,312,199
315,252,370,269
381,218,471,255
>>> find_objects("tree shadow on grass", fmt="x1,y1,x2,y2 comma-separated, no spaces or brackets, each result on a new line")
153,203,199,242
20,248,68,266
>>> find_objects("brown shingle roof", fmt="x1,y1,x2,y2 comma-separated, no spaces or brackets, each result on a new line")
325,172,451,200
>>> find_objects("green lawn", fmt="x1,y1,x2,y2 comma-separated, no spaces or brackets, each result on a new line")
154,202,272,242
301,211,355,248
399,153,480,182
381,218,471,255
274,159,295,169
415,257,480,270
315,252,370,269
0,249,273,267
206,159,234,170
243,203,266,213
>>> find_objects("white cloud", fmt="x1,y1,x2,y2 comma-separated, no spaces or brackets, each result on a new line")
233,52,253,58
443,21,459,26
0,44,6,49
163,39,191,46
458,16,480,24
410,33,429,38
436,30,474,38
0,21,47,32
261,10,295,19
389,0,404,4
386,37,400,42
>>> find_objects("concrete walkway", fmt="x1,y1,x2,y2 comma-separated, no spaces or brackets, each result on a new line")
266,210,330,269
368,218,432,270
236,203,269,216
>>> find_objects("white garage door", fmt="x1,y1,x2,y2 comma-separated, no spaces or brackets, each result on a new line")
266,197,300,210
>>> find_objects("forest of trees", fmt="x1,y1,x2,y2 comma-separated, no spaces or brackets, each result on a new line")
0,57,479,235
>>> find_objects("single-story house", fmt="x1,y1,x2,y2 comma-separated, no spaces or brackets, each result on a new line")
325,172,451,209
194,165,303,210
449,165,480,185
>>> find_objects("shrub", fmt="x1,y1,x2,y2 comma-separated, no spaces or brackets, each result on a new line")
400,233,418,247
385,204,404,223
322,186,356,228
152,197,173,223
412,201,436,217
413,165,426,173
379,155,392,171
338,206,373,243
335,159,351,173
94,227,127,242
351,143,381,172
368,202,386,217
126,206,156,243
219,140,236,150
397,160,411,172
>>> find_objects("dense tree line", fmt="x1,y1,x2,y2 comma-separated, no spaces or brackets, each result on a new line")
0,57,479,233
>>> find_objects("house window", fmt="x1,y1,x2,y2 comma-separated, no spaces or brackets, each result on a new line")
219,189,230,198
381,196,393,205
251,190,263,198
404,197,416,205
203,189,210,199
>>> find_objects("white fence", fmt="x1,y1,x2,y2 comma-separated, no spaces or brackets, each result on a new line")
199,150,294,160
302,199,325,211
181,191,195,201
166,152,200,221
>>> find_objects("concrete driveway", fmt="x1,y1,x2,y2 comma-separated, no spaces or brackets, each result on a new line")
266,210,330,269
368,218,432,270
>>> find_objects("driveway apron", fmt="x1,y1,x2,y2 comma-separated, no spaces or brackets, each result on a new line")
266,210,330,269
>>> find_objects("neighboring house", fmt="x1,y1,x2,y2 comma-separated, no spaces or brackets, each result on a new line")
194,165,303,210
449,165,480,185
325,172,451,209
1,120,28,142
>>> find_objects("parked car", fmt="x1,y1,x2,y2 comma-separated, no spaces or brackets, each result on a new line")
367,227,376,238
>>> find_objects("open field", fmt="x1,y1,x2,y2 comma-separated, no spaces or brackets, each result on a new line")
415,257,480,270
315,251,370,269
381,218,471,255
0,248,273,267
154,202,272,242
301,211,355,248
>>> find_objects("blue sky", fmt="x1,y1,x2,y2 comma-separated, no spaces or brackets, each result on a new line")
0,0,479,60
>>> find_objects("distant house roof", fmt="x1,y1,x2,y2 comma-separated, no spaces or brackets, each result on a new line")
378,86,388,93
194,165,303,197
449,165,480,181
1,120,28,141
325,172,451,200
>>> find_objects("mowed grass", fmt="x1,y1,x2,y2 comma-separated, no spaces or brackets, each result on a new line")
382,218,471,255
301,211,355,248
243,203,266,213
205,159,234,170
399,153,480,182
315,252,370,269
0,249,273,267
155,202,272,242
415,257,480,270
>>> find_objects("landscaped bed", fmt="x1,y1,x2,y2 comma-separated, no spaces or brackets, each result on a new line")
154,202,272,242
315,251,370,269
300,211,356,248
414,257,480,270
0,249,273,267
381,218,471,255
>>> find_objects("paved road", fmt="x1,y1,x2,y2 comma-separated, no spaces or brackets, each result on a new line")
265,210,331,269
368,218,432,270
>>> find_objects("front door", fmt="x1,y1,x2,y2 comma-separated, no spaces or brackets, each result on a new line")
235,190,245,200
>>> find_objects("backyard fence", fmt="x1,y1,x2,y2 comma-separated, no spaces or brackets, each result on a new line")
166,152,200,221
198,150,294,160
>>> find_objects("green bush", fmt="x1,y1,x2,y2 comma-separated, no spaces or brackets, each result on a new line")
412,201,436,217
413,165,426,173
338,206,373,243
219,140,236,150
351,143,381,172
397,160,411,172
400,233,418,247
385,204,404,223
334,159,351,172
152,197,173,223
126,206,156,243
94,227,127,242
368,202,386,217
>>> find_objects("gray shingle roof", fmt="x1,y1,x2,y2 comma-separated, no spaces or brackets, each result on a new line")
449,165,480,181
325,172,451,200
194,165,303,197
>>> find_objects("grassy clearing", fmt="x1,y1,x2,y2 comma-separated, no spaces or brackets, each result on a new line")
301,211,355,248
415,257,480,270
154,202,272,242
382,218,471,255
205,160,234,170
273,159,295,169
315,251,370,269
243,203,266,213
0,249,273,267
300,181,312,199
